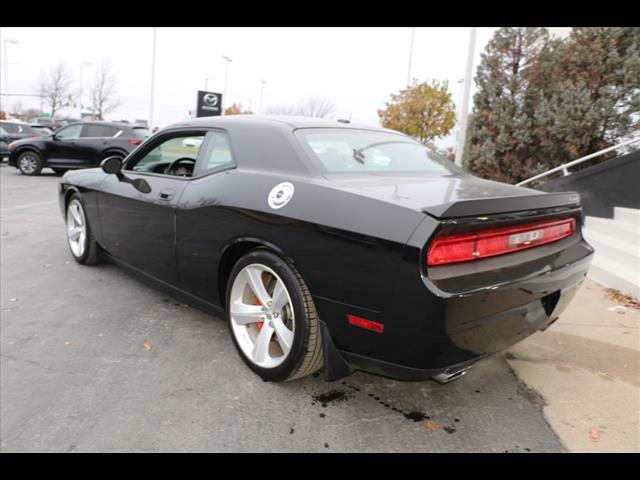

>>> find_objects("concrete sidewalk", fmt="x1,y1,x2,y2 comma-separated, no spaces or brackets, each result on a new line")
506,278,640,452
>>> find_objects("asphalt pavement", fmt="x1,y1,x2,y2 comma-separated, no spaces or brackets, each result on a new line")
0,163,565,452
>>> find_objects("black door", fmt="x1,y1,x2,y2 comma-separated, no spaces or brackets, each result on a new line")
48,123,85,167
97,130,207,286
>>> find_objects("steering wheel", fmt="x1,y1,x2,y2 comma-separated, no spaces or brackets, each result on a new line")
164,157,196,177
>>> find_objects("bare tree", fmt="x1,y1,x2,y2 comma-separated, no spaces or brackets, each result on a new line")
265,96,336,118
37,62,75,118
89,60,125,120
10,102,23,116
264,104,298,115
296,96,335,118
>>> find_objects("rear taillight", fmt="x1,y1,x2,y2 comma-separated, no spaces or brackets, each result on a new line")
129,139,141,145
427,217,576,266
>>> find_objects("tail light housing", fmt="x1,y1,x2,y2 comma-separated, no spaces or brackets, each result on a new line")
427,217,576,266
129,139,142,145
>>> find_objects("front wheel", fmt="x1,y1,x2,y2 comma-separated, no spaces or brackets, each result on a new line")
17,151,43,175
66,194,102,265
226,249,323,382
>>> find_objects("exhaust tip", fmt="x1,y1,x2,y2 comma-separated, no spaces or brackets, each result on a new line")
432,365,473,384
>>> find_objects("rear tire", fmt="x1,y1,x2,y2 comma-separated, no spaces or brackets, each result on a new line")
226,249,323,382
17,151,43,175
66,193,102,265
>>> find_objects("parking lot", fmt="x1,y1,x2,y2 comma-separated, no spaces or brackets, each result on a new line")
0,162,635,453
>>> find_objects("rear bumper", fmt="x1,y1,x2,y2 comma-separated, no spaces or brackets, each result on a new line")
318,237,593,382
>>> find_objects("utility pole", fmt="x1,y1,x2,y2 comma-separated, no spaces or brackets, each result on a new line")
222,55,232,111
406,28,415,86
454,27,477,167
259,79,266,113
78,61,92,119
3,39,19,114
149,28,157,128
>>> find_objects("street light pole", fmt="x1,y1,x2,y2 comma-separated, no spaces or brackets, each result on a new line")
222,55,232,111
3,39,20,115
406,28,415,86
259,79,266,113
149,27,158,128
454,27,477,167
78,61,92,119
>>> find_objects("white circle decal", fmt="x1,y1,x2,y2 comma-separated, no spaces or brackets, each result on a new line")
268,182,295,209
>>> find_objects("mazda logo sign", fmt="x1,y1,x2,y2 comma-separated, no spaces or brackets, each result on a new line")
203,93,218,107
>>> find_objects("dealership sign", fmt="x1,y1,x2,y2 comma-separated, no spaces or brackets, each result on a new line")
196,90,223,117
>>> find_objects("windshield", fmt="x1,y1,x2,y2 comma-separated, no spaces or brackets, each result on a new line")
295,128,461,175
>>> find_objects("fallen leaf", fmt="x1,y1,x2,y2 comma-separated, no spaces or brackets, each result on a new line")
143,342,153,351
180,303,190,309
9,298,17,302
590,427,600,442
424,422,439,431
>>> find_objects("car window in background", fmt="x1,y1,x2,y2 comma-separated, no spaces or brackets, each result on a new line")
129,134,205,173
81,124,119,138
132,127,151,139
195,131,234,176
295,128,463,175
1,123,22,134
55,124,83,139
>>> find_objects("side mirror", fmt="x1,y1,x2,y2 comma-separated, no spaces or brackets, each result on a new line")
100,155,123,175
101,155,151,194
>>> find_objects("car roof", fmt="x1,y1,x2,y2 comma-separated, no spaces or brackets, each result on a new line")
165,115,402,135
65,120,147,128
0,119,30,125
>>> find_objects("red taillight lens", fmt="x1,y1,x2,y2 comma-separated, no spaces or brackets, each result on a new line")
427,217,576,266
129,139,141,145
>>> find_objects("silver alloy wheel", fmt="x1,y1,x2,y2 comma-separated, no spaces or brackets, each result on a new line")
66,199,87,258
19,154,38,174
229,263,295,369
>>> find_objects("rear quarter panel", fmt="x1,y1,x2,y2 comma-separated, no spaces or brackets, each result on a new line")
176,170,426,314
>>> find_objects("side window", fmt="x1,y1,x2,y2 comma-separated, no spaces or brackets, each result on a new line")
1,123,20,134
56,124,83,139
81,124,118,137
127,133,206,176
194,131,234,176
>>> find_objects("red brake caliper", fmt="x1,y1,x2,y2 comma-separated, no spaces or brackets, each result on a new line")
255,299,264,331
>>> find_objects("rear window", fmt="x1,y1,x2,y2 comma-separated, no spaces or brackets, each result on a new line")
132,127,151,139
295,128,460,175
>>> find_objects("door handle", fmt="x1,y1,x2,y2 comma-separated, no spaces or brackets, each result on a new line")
159,189,175,201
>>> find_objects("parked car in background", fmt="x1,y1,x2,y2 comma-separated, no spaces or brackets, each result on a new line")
29,117,68,131
1,121,42,160
0,127,9,160
29,124,54,136
8,121,151,175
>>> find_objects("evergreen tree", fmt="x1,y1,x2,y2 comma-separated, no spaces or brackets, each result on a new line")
464,27,640,184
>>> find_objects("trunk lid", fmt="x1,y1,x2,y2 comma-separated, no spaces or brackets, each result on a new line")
324,173,580,218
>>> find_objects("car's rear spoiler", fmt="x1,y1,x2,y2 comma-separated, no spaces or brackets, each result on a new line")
422,191,581,220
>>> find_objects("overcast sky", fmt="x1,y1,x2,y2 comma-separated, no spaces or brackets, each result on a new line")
0,27,570,148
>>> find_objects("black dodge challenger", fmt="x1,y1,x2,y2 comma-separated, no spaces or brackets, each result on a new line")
58,116,593,383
